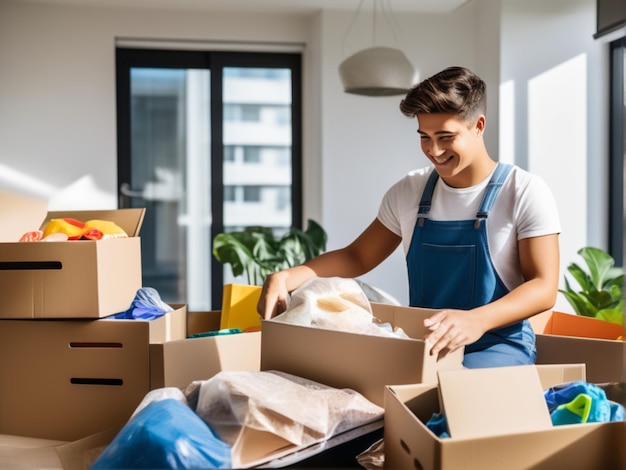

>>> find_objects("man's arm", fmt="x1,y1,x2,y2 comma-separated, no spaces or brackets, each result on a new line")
258,218,402,319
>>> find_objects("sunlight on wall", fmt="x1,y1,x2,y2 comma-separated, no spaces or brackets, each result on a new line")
0,162,56,201
0,163,116,211
498,79,515,164
528,54,588,310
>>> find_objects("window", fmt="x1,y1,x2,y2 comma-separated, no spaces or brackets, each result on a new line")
243,146,261,163
609,37,625,268
116,48,302,309
243,185,261,202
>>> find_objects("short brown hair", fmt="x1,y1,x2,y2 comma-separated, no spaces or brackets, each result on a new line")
399,66,486,122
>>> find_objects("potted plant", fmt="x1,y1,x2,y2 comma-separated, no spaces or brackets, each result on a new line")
559,246,624,325
212,219,327,286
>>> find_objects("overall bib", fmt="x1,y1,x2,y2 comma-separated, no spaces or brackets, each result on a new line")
406,163,536,368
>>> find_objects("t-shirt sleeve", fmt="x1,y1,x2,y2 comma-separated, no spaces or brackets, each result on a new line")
516,174,562,240
376,178,404,237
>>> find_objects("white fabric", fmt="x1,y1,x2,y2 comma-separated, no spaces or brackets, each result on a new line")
272,277,409,338
377,164,561,291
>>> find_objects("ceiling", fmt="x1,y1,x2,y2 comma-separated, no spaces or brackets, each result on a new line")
9,0,470,14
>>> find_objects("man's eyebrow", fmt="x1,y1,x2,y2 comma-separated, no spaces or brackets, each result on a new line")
417,129,456,135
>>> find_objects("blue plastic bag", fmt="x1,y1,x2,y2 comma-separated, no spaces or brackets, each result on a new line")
114,287,174,320
90,398,232,469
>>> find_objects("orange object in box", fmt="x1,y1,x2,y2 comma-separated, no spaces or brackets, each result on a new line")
530,310,625,383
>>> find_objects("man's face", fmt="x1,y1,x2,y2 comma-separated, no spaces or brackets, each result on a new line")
416,112,486,188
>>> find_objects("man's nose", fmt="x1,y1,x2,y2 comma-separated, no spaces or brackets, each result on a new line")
427,141,445,157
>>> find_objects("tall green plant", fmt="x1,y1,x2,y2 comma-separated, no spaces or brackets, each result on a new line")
559,246,624,325
212,219,327,286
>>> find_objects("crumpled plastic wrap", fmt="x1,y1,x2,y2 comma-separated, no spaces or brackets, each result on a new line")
186,370,384,466
272,277,409,339
356,437,385,470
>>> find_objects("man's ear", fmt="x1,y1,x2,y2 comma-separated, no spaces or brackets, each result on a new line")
475,115,486,136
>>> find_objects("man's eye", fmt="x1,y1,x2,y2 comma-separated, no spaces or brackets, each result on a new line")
440,135,454,142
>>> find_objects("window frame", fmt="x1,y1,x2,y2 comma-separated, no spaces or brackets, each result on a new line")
116,47,302,308
609,37,625,268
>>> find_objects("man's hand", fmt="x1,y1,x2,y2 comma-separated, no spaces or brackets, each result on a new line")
423,309,485,357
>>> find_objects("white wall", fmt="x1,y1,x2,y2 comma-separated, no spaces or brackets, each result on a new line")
317,4,482,303
0,0,611,309
500,0,608,311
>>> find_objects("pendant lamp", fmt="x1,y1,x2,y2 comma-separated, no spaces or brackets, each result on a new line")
339,0,417,96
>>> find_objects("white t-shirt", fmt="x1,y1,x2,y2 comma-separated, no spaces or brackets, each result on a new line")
377,164,561,291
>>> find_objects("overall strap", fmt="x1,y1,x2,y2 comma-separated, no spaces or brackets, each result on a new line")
417,169,440,226
475,163,513,226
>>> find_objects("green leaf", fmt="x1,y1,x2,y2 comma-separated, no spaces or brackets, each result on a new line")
558,289,597,317
578,246,617,290
565,263,594,293
595,303,624,326
304,219,328,253
212,233,254,278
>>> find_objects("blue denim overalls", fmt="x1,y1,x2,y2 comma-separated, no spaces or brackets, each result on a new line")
406,163,536,368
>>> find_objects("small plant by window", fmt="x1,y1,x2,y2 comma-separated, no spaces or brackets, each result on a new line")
212,220,327,286
559,247,624,325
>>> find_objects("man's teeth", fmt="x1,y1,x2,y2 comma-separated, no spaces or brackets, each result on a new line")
435,156,451,164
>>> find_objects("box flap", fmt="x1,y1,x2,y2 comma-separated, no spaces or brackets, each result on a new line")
549,311,624,340
535,363,586,388
370,302,439,337
437,365,552,439
55,427,118,470
40,209,145,237
0,191,48,242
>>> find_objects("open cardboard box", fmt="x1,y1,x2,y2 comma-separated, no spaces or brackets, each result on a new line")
150,310,261,390
0,304,186,441
261,302,465,407
384,364,625,470
530,310,626,383
0,209,145,319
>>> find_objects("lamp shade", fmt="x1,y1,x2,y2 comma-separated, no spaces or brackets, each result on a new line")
339,46,417,96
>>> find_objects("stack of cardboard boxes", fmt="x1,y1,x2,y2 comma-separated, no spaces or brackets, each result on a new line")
0,208,189,441
0,206,264,446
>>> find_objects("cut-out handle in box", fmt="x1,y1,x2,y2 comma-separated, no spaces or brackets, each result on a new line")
0,261,62,270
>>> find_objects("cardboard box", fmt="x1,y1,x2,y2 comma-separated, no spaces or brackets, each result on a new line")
530,310,626,383
0,209,145,319
0,433,66,470
150,330,262,390
0,305,186,441
384,364,625,470
261,302,465,407
187,310,221,335
0,427,118,470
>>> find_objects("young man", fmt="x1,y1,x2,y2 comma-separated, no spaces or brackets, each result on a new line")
257,66,561,368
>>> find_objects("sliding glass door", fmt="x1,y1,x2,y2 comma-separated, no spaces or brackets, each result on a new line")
116,49,302,310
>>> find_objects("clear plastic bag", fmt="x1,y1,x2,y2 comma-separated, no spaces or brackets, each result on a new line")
188,370,384,467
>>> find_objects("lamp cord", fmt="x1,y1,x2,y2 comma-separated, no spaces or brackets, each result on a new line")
341,0,404,57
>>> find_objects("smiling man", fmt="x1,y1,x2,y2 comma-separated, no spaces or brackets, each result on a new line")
258,66,561,369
